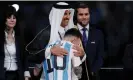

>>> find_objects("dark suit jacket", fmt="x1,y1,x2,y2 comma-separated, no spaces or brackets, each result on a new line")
81,26,104,73
0,33,28,80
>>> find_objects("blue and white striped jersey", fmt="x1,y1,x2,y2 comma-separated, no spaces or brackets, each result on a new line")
43,40,82,80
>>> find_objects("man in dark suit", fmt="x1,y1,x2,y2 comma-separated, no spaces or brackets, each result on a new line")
74,2,104,80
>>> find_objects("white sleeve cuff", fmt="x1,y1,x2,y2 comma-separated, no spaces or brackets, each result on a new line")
81,53,86,62
24,71,31,77
35,63,43,69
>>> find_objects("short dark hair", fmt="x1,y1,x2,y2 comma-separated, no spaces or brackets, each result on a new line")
76,2,89,9
64,28,82,40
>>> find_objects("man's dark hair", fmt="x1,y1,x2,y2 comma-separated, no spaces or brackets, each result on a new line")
76,2,89,9
64,28,82,40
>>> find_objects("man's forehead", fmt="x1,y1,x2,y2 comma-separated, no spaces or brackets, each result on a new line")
65,10,71,13
77,8,89,13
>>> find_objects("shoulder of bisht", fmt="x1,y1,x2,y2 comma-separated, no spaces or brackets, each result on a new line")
25,25,50,55
74,25,78,29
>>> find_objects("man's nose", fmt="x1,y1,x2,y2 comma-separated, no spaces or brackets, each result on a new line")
83,15,86,19
66,14,70,19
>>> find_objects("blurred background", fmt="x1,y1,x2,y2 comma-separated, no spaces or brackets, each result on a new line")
0,1,133,80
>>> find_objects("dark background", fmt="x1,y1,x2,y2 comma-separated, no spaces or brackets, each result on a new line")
1,1,133,80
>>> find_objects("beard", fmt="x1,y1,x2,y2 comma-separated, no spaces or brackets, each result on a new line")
78,20,89,27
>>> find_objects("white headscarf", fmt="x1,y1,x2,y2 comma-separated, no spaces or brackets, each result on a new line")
49,2,75,44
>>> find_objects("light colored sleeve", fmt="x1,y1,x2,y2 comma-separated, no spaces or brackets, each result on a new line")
72,66,82,80
24,71,31,77
45,46,52,59
72,49,82,67
79,39,86,63
81,53,86,62
35,63,43,69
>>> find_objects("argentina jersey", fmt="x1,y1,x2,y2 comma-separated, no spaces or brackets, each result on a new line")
43,40,82,80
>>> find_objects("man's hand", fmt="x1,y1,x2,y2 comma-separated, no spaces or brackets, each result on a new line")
73,44,84,57
50,45,68,57
33,66,41,76
25,77,29,80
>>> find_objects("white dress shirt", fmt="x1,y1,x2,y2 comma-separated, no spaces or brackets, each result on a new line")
4,31,30,77
77,23,89,39
4,30,18,71
4,43,18,71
